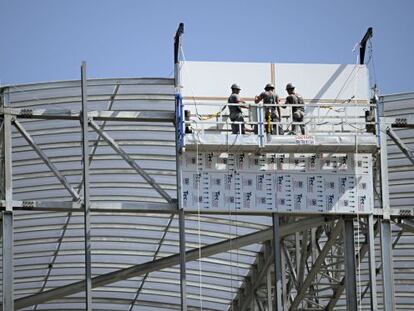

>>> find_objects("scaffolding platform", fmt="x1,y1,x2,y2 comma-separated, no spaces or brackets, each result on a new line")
184,132,377,153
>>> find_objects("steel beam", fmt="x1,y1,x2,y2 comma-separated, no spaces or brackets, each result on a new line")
12,216,329,309
367,215,378,310
0,107,175,122
89,119,173,203
174,23,187,311
81,61,93,310
266,267,273,311
13,120,81,201
326,219,380,311
379,116,391,220
298,229,309,288
343,218,357,310
289,219,343,310
1,92,14,310
397,218,414,233
387,128,414,166
2,212,13,311
380,220,396,311
2,115,12,211
236,242,274,311
178,209,187,311
272,214,284,311
1,200,177,213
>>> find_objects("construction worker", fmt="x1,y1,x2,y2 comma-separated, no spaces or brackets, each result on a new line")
255,83,283,135
228,84,248,134
285,83,305,135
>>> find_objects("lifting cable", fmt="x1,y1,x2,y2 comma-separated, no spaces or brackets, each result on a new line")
181,43,205,307
180,46,227,122
353,50,363,311
195,119,204,310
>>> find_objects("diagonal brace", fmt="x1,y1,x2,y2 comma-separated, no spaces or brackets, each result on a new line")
387,128,414,166
12,216,329,309
13,120,80,201
289,219,343,310
326,218,380,310
89,119,173,203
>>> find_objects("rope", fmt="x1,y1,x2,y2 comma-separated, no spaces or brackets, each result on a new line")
353,51,363,311
195,127,204,310
180,46,204,121
226,121,234,309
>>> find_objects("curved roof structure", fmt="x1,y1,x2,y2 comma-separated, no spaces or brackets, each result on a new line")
0,78,413,311
0,78,271,310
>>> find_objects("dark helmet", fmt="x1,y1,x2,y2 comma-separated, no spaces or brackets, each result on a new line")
286,83,295,90
231,83,241,90
264,83,275,90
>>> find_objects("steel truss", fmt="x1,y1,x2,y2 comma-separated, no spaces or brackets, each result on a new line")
1,31,414,311
0,81,413,311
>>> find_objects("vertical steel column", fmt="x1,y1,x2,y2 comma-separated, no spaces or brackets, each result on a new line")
295,231,301,279
81,62,92,310
380,220,395,310
343,218,357,310
2,89,14,310
2,211,13,310
378,97,395,309
367,215,378,310
178,208,187,311
272,214,284,310
379,104,390,220
280,241,288,309
266,268,273,311
174,23,187,311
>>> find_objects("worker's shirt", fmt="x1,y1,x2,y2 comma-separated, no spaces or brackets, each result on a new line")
285,93,305,113
228,93,243,116
257,91,280,115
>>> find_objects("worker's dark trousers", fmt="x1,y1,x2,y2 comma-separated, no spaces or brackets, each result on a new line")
230,113,245,134
293,110,305,135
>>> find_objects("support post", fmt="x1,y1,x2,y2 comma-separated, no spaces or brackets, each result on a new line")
378,99,396,310
380,220,396,310
81,61,92,310
266,267,273,311
178,208,187,311
174,23,187,311
2,90,14,310
367,215,378,310
272,214,284,311
343,218,357,310
2,212,13,310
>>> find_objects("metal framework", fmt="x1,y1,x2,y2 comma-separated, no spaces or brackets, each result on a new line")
1,26,414,311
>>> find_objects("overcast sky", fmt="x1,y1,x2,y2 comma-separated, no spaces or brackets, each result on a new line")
1,0,413,95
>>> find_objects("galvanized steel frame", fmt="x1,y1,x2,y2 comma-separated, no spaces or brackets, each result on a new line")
1,39,414,311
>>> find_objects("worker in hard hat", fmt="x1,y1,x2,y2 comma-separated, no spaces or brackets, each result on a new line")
228,84,248,134
285,83,305,135
255,83,283,135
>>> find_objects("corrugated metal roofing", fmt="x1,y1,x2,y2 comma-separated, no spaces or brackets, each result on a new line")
0,78,271,310
1,79,414,310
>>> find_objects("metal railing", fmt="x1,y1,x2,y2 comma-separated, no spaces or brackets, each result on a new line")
181,101,376,136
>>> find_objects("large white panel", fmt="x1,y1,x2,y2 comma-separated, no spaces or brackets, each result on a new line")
181,61,271,99
274,63,369,101
181,61,370,133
